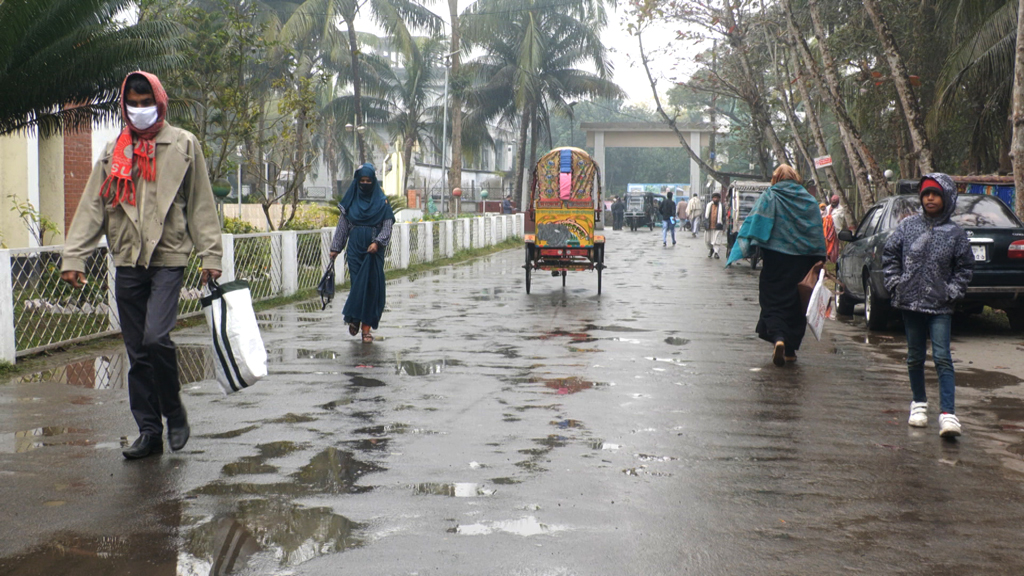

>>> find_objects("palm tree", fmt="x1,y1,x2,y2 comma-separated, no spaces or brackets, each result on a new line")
0,0,182,136
463,0,622,206
933,0,1015,174
282,0,442,164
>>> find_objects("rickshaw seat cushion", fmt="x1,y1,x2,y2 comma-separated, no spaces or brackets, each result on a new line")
559,173,572,199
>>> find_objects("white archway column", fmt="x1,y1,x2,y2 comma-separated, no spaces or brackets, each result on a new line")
689,130,702,199
594,130,606,195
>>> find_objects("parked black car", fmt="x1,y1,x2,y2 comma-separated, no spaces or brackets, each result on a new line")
835,194,1024,331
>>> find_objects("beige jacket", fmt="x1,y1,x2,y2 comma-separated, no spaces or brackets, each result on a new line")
62,123,222,273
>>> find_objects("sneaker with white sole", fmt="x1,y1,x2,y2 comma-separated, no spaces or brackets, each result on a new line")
939,413,962,438
908,402,928,427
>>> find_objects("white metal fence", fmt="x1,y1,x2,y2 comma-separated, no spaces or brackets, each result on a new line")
0,214,524,363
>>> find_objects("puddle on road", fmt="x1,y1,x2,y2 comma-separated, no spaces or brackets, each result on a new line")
396,358,462,376
183,499,361,572
542,377,599,394
267,413,317,424
582,323,649,333
347,374,386,388
194,447,385,497
536,330,596,343
6,345,212,391
3,426,92,453
413,482,495,497
221,441,304,476
451,516,566,536
664,337,691,346
551,419,585,429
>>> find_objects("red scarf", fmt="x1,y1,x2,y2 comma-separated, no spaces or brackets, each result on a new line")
100,71,168,207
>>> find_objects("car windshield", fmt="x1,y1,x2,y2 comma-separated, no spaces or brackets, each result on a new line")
884,195,1022,230
626,196,644,210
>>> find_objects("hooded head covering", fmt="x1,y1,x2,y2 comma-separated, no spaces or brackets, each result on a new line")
918,172,957,224
339,164,395,226
100,71,168,207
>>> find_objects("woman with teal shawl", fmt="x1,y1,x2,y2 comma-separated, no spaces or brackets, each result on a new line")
330,164,395,343
726,165,826,366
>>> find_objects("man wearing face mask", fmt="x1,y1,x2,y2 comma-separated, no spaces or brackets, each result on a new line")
61,71,223,459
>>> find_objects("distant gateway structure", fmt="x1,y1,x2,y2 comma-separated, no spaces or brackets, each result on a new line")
581,122,714,199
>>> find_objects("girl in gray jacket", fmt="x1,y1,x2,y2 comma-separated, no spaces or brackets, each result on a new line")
882,173,974,437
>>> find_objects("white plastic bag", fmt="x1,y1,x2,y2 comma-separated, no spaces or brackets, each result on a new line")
202,280,267,393
805,269,833,341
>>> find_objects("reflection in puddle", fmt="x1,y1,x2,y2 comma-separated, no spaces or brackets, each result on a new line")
8,345,213,390
6,426,91,453
543,377,596,395
413,483,495,497
267,413,317,424
221,442,303,476
194,447,384,497
664,337,690,346
396,358,462,376
347,374,386,388
183,499,361,572
551,419,585,429
453,516,566,536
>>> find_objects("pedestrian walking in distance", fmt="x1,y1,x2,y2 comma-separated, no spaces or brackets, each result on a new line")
704,191,726,258
726,165,825,366
611,196,625,230
660,191,677,246
882,174,974,438
676,195,689,233
61,71,223,459
330,164,395,343
686,193,703,237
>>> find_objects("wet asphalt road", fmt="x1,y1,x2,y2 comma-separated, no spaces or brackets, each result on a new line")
3,228,1024,575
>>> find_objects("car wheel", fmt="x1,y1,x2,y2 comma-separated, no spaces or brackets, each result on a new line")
864,279,890,331
834,285,856,316
1008,309,1024,332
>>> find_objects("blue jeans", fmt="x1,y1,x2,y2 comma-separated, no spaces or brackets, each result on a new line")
662,219,675,244
902,310,955,414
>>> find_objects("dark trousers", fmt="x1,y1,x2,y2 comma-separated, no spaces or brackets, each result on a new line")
115,266,186,435
755,249,823,352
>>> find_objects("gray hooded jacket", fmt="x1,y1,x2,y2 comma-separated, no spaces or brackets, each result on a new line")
882,173,974,315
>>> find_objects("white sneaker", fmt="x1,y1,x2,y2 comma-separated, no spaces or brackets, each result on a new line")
908,402,928,427
939,413,962,438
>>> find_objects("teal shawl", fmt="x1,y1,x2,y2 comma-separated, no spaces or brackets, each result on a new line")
725,180,826,267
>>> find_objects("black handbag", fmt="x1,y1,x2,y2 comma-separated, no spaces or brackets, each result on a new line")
317,260,336,310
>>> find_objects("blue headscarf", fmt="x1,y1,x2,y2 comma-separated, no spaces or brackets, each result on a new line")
339,164,395,226
725,179,826,267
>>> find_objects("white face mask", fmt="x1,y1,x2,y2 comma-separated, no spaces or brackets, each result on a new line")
127,105,159,130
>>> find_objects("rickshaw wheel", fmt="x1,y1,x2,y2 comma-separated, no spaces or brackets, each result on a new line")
561,270,567,287
597,267,602,294
524,245,533,294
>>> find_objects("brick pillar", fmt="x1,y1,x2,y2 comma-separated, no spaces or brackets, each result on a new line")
63,124,93,235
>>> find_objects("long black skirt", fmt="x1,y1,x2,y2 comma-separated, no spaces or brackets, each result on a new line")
756,248,823,351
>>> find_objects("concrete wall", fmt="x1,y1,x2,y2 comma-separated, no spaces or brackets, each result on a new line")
39,134,64,245
0,133,30,248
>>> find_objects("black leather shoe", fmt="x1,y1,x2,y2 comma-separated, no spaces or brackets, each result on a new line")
167,414,190,452
122,434,163,460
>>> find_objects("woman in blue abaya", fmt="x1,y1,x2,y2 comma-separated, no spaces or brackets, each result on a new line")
330,164,395,343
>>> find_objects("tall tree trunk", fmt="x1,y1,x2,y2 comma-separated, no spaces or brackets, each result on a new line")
774,53,816,180
786,44,850,214
446,0,463,202
401,133,415,199
528,103,540,178
513,112,531,209
344,15,365,164
999,113,1013,175
862,0,933,174
723,3,789,166
806,0,887,198
785,0,874,209
1012,0,1024,219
